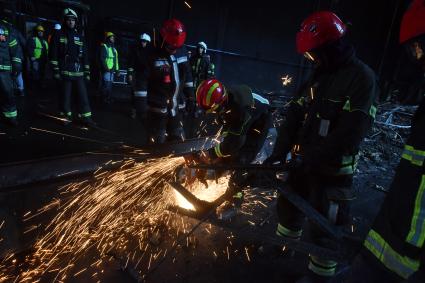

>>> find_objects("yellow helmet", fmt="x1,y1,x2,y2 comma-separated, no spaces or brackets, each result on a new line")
35,25,45,32
104,31,114,39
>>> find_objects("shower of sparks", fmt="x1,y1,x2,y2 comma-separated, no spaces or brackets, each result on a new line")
0,154,230,282
281,75,293,86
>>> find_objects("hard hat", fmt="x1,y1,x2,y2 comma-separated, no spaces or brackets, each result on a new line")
54,23,61,30
140,33,151,42
35,25,45,32
63,8,78,19
105,31,115,39
160,18,186,49
400,0,425,44
198,41,207,51
196,79,227,112
296,11,346,54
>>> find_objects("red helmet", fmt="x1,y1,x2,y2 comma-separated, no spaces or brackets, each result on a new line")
160,19,187,49
196,79,227,112
400,0,425,44
296,11,347,54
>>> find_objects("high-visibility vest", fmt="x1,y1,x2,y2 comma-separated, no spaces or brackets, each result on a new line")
33,37,48,59
102,43,119,71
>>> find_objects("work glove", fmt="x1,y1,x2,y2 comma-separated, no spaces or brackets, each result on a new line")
263,153,286,165
184,151,213,186
127,74,133,84
85,74,90,82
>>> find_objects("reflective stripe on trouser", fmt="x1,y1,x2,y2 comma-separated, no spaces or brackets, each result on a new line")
308,255,337,277
406,174,425,247
0,72,17,119
364,229,420,279
60,112,72,118
276,223,302,239
402,145,425,167
61,78,91,119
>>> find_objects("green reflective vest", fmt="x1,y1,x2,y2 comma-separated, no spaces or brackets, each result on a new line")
33,37,48,59
102,44,119,71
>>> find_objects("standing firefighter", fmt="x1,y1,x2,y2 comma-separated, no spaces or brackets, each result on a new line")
190,79,271,197
1,10,26,97
265,12,379,282
50,8,95,126
350,1,425,282
0,19,22,126
128,33,151,119
99,31,119,104
189,41,215,89
27,24,48,93
146,19,194,144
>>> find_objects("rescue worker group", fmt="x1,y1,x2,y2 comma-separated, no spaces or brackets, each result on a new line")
1,2,424,283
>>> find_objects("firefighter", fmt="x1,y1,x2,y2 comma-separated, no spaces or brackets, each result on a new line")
128,32,151,119
189,41,215,89
99,31,119,104
145,19,194,144
1,9,26,97
48,23,61,45
190,79,271,196
0,18,22,126
349,1,425,282
50,8,95,126
27,24,48,93
264,11,379,282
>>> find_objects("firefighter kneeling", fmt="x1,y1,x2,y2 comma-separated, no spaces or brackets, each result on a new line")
187,79,272,201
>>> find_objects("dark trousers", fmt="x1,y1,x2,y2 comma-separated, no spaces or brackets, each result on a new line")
61,78,91,117
277,172,353,277
132,74,148,117
0,72,17,119
29,60,46,95
147,110,184,144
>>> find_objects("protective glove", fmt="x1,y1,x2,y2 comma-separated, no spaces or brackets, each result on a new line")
183,152,210,187
127,74,133,84
85,74,90,82
263,154,286,165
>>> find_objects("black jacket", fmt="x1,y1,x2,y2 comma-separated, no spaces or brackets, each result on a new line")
146,46,194,116
50,27,90,80
0,22,22,73
271,52,379,176
209,85,270,159
189,53,215,88
128,43,151,78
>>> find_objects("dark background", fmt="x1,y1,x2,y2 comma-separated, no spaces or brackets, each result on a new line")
8,0,418,97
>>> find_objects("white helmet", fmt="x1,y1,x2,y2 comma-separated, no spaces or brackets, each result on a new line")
63,8,78,19
140,33,151,42
198,41,207,51
54,23,61,30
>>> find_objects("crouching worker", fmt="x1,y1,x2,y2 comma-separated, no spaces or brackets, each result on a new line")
186,79,272,201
